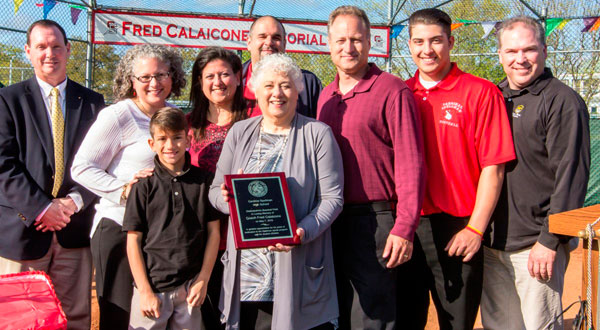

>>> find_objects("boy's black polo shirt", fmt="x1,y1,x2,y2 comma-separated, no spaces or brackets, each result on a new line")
123,153,219,292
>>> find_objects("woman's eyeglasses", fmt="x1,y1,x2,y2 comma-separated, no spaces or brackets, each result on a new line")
132,72,171,83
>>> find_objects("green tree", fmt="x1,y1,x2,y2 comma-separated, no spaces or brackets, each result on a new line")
445,0,508,84
91,44,122,101
0,43,32,86
546,1,600,107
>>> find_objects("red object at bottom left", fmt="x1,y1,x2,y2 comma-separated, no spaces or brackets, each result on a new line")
0,271,67,330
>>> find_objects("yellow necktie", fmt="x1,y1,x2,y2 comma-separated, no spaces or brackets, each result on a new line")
51,88,64,197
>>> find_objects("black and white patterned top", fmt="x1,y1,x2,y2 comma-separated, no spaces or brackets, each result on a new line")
240,131,288,302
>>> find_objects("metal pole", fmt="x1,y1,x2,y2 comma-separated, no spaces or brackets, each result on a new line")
237,0,246,58
238,0,245,16
517,0,543,20
386,0,393,73
9,59,13,85
541,6,547,30
85,2,95,89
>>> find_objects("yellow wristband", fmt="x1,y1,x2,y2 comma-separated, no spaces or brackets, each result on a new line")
466,224,483,237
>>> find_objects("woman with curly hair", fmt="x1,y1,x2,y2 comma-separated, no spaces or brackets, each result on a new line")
71,44,186,330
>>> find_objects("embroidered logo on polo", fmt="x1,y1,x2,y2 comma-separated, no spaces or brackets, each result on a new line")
248,180,268,198
513,105,525,118
439,102,463,128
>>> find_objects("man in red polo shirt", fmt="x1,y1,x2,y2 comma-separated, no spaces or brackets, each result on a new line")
318,5,425,329
400,8,515,329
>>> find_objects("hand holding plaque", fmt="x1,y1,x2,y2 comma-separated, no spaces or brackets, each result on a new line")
224,172,300,249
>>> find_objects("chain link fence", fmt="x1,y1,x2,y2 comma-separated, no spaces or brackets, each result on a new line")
0,0,598,204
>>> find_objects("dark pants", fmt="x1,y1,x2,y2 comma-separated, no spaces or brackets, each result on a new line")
201,249,225,330
397,214,483,330
91,218,133,330
333,202,399,330
239,302,334,330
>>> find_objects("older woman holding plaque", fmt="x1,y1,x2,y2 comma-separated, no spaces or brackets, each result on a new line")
209,54,343,330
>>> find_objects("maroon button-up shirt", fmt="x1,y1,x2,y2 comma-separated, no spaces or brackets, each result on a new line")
317,64,425,240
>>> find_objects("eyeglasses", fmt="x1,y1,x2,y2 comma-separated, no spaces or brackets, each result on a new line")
132,72,171,83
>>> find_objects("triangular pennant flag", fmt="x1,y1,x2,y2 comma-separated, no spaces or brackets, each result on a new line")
14,0,24,14
494,22,503,34
70,7,82,25
480,21,497,39
557,19,570,30
591,19,600,32
545,18,565,36
451,23,464,31
43,0,57,19
582,17,600,32
556,18,571,30
391,25,405,39
457,19,478,25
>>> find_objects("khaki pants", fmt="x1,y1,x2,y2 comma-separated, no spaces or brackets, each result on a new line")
481,245,570,330
0,234,93,330
129,278,204,330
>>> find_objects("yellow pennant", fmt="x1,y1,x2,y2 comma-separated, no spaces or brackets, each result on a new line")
14,0,24,14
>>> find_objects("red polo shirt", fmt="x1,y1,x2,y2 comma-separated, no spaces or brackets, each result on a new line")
406,63,515,217
318,64,425,240
243,62,262,117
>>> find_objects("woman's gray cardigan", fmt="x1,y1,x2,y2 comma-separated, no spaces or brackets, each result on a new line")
209,114,344,330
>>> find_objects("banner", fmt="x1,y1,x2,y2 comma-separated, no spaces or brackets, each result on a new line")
93,10,390,57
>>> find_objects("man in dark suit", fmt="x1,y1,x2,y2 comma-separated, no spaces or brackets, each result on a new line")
0,20,104,330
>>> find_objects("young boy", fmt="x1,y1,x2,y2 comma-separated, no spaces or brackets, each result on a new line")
123,107,220,330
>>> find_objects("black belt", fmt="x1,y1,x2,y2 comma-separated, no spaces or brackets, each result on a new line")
341,201,396,216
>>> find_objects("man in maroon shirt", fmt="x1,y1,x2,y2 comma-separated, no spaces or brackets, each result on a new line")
317,5,425,329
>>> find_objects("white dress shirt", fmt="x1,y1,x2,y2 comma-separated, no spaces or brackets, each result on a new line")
35,77,83,221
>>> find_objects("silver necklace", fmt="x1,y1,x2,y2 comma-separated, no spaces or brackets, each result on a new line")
257,122,289,173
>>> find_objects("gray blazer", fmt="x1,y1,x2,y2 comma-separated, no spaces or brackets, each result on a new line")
209,114,344,330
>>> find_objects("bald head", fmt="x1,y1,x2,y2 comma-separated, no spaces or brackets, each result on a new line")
247,16,287,64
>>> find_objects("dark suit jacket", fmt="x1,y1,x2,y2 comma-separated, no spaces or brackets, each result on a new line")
242,60,322,119
0,77,105,260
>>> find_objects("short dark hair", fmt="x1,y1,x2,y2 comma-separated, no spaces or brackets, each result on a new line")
249,16,286,37
328,6,371,38
408,8,452,38
27,19,68,45
188,46,247,140
150,107,187,137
